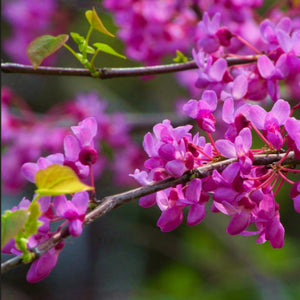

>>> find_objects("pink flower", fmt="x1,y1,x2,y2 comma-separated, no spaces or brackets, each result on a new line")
26,241,64,283
156,187,184,232
53,192,89,237
215,127,253,174
290,181,300,213
249,99,290,149
285,117,300,158
183,90,218,133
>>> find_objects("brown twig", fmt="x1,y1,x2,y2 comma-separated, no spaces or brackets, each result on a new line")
1,151,298,274
1,56,257,78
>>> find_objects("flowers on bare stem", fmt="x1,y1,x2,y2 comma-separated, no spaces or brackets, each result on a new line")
1,0,300,284
132,96,299,249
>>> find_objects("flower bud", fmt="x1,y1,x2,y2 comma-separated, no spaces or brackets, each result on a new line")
79,145,98,165
216,27,233,47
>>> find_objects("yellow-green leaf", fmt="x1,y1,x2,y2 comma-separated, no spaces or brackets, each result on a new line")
27,34,69,69
85,8,115,37
173,50,188,63
93,43,126,59
1,209,29,248
35,164,93,196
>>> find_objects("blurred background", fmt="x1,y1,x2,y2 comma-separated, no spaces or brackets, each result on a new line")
1,0,300,299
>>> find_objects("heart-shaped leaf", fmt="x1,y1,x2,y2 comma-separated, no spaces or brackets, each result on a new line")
85,8,115,37
27,34,69,69
35,164,93,196
93,43,126,59
1,209,29,248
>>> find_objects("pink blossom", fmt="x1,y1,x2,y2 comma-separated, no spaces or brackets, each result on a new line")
53,192,89,237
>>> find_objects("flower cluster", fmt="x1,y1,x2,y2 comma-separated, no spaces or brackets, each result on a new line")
2,0,71,64
132,96,299,248
190,8,300,101
1,88,144,194
2,117,98,282
105,0,300,102
103,0,198,65
104,0,266,66
2,0,300,285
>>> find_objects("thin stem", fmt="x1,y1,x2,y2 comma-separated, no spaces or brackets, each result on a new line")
277,149,290,165
90,48,100,68
250,123,274,150
273,177,285,197
63,44,81,61
279,166,300,173
234,34,262,55
246,169,273,181
89,165,96,201
1,152,298,274
83,26,94,59
278,171,295,185
1,56,258,78
206,132,221,156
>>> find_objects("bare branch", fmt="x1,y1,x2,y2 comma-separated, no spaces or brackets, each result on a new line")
1,151,298,274
1,56,257,78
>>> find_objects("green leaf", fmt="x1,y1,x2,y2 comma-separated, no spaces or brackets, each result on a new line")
70,32,85,45
173,50,188,63
70,32,95,54
93,43,126,59
35,164,94,196
27,34,69,69
85,45,95,54
15,236,34,263
1,209,29,248
15,201,42,262
85,8,115,37
24,202,42,238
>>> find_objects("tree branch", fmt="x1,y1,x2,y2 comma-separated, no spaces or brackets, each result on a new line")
1,152,298,274
1,56,257,78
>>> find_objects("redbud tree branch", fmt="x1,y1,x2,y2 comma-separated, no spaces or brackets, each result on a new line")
1,56,257,78
1,151,299,274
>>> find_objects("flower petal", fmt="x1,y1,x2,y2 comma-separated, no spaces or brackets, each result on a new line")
157,207,183,232
187,204,206,226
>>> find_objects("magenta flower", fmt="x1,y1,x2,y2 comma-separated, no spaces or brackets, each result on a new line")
198,12,222,53
257,54,289,101
104,0,197,65
70,117,98,166
248,99,290,149
53,192,89,237
221,74,248,102
285,117,300,158
63,135,89,178
221,98,251,141
183,90,218,133
179,179,208,226
277,28,300,55
141,119,194,178
252,193,285,248
26,241,64,283
290,181,300,213
260,17,292,49
215,127,253,174
156,187,184,232
193,50,227,91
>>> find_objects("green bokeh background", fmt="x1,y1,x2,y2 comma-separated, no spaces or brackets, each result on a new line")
1,1,300,299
